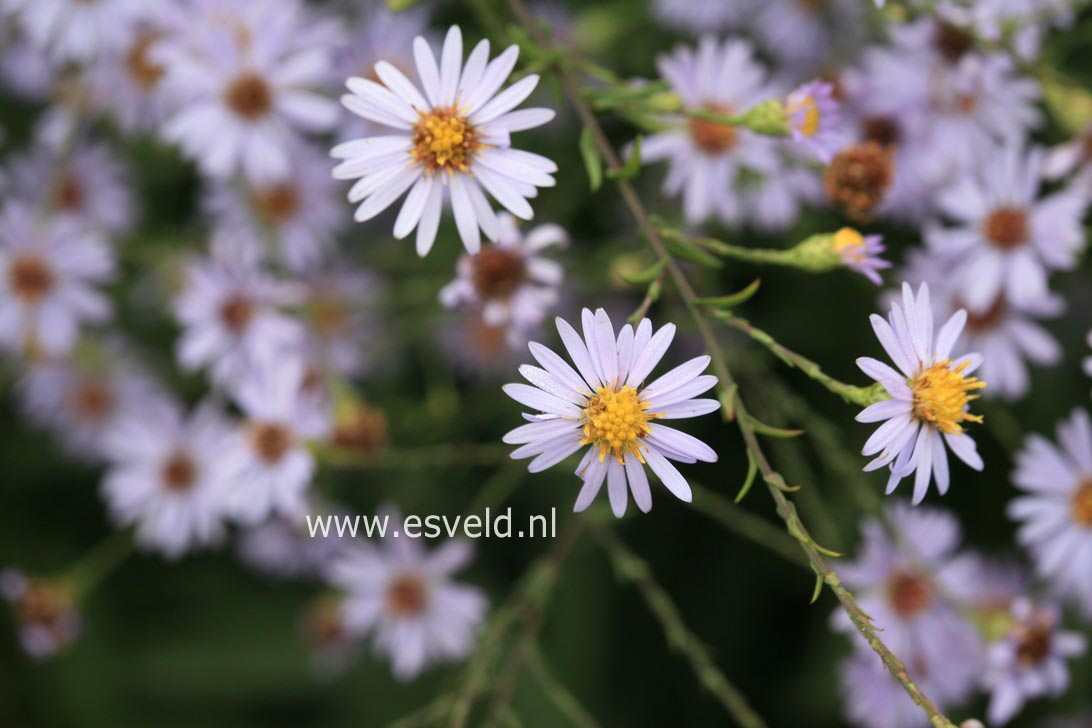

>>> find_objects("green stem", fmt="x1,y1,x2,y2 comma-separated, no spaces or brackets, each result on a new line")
659,228,790,266
526,646,602,728
63,530,134,600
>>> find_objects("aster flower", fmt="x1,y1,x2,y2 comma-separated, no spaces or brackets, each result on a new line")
1009,409,1092,617
652,0,748,35
87,23,173,133
172,254,304,387
101,398,234,559
205,141,346,271
0,20,55,101
856,282,985,504
833,502,983,701
831,228,890,285
751,0,866,71
839,648,964,728
439,213,566,332
927,144,1087,312
300,595,361,674
640,37,784,227
1042,124,1092,192
502,308,719,517
900,250,1062,400
236,499,350,581
222,358,330,524
7,141,136,237
983,599,1086,725
0,202,115,358
326,512,488,680
157,0,340,182
16,342,163,463
332,25,557,256
785,80,842,164
2,0,147,62
297,265,386,379
0,569,80,659
440,306,530,377
824,141,895,219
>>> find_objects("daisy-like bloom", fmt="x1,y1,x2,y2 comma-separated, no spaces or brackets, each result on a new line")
236,498,350,581
16,342,162,462
785,79,842,164
839,646,968,728
87,22,173,133
172,254,304,387
0,569,80,659
502,308,719,517
927,144,1087,312
652,0,747,35
440,306,530,377
983,598,1086,725
1,0,146,62
0,202,115,358
222,358,330,524
855,282,985,504
831,228,890,285
157,0,340,182
205,141,346,271
300,594,361,674
939,553,1028,639
1009,409,1092,617
332,25,557,256
439,213,566,332
297,265,385,379
833,502,983,704
7,141,136,237
101,398,234,559
326,513,488,680
751,0,866,71
824,141,895,219
334,1,434,142
0,19,55,101
640,37,783,226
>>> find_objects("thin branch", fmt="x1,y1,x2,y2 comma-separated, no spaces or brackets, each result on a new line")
689,484,809,569
500,5,957,725
527,645,602,728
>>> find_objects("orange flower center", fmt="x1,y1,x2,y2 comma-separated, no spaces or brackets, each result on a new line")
9,254,56,304
386,574,428,616
225,73,273,120
471,247,527,299
689,103,737,155
982,206,1028,250
249,422,293,464
888,571,933,618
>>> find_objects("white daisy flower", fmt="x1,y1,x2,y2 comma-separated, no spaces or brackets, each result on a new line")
1009,409,1092,618
297,265,385,380
16,342,162,463
439,213,565,333
0,202,115,358
502,308,720,517
236,498,351,581
326,513,488,680
639,37,789,227
439,306,531,377
87,22,173,133
0,569,80,659
172,254,304,387
222,358,330,524
855,282,985,504
157,0,340,182
927,144,1087,312
2,0,146,62
7,141,136,237
205,141,346,272
332,25,557,256
102,398,234,559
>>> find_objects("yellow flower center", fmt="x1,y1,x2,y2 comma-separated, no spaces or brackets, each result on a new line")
580,386,656,464
910,360,985,435
411,107,481,173
1072,479,1092,527
832,227,866,261
787,94,821,136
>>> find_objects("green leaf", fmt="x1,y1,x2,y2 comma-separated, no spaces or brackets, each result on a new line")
746,414,803,439
607,135,642,181
809,573,824,604
579,127,603,192
734,451,758,504
619,257,667,286
664,239,723,269
692,279,762,309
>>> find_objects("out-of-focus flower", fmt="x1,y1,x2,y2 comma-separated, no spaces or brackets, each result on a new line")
839,647,963,728
172,254,304,387
856,283,985,504
300,594,360,674
2,0,147,62
0,569,80,658
297,266,385,380
0,202,115,358
834,502,983,704
440,213,566,333
824,142,894,219
785,80,842,164
503,308,719,517
640,38,791,227
651,0,747,36
157,0,340,182
832,228,889,284
206,142,346,271
983,599,1086,725
1042,124,1092,192
927,145,1087,313
329,401,388,455
0,21,55,100
1009,409,1092,617
222,358,330,524
334,1,434,142
16,342,162,462
7,142,136,237
87,23,173,133
101,398,234,559
326,511,488,680
236,499,350,580
440,306,530,376
939,554,1028,638
899,251,1062,400
333,25,556,256
751,0,866,72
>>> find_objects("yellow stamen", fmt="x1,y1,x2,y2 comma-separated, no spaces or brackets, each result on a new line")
411,106,481,173
910,359,985,435
579,386,657,464
787,94,821,136
832,227,866,262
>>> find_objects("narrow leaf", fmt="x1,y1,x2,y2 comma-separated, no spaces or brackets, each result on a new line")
692,279,762,308
619,257,667,286
809,573,824,604
579,127,603,191
746,415,804,439
665,239,723,269
607,135,642,180
734,451,758,504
